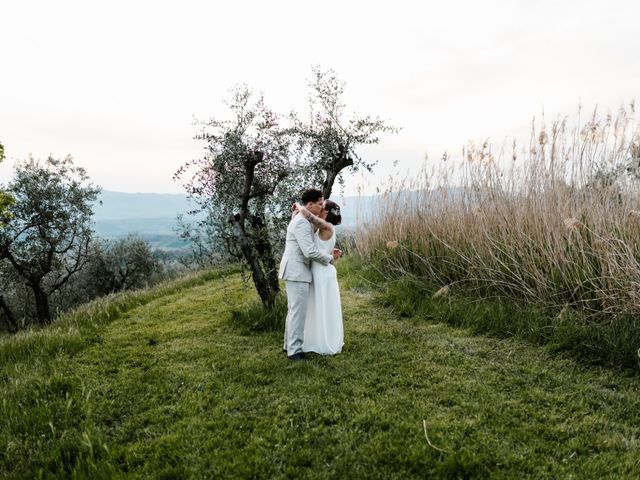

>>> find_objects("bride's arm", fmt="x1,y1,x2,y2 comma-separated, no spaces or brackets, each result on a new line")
295,203,332,232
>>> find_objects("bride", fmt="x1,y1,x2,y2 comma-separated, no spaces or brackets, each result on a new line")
293,199,344,355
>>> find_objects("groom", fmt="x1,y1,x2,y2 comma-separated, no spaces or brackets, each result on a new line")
279,188,341,360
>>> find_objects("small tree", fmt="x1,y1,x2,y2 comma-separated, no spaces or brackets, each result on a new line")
175,86,297,309
0,142,15,225
0,156,100,325
88,235,162,294
292,67,399,199
176,206,228,269
0,142,15,330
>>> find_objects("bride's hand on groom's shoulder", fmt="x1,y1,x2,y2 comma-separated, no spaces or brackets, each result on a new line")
291,203,300,219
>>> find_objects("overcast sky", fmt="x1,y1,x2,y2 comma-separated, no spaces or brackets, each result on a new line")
1,0,638,195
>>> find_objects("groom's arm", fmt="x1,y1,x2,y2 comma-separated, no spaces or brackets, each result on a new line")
292,219,332,265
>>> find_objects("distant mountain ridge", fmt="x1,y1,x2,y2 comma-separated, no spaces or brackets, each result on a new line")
92,191,200,251
93,191,199,220
93,190,379,223
91,191,381,250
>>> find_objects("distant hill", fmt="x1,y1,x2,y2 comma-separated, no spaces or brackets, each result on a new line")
93,191,199,220
91,191,381,250
92,191,199,250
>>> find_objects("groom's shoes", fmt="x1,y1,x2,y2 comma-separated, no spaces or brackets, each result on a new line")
288,352,305,361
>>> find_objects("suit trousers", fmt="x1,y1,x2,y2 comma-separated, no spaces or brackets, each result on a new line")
284,280,310,355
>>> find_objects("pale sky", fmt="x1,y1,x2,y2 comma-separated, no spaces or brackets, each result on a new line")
1,0,639,195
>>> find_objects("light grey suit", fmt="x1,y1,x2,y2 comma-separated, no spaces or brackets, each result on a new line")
279,213,333,355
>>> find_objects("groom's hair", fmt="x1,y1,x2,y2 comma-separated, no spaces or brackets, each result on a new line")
301,188,323,205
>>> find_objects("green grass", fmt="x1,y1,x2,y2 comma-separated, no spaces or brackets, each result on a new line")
2,262,640,478
231,292,288,333
349,257,640,371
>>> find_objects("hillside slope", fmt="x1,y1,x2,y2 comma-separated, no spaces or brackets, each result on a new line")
1,267,639,478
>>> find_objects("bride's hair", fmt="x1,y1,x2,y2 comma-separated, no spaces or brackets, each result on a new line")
324,200,342,226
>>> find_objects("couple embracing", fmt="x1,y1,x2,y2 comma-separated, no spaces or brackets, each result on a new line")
278,188,344,361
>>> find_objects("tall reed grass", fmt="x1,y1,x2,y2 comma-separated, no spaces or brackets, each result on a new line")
354,105,640,367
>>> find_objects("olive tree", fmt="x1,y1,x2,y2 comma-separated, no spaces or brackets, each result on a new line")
0,156,100,325
87,235,162,295
176,70,398,310
175,86,298,309
292,66,399,199
0,142,16,331
0,142,15,225
0,263,19,332
176,206,228,269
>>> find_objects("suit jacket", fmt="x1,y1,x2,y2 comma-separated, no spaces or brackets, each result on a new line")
278,213,332,282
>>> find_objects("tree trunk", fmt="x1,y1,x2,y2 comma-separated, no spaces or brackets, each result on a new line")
0,295,18,333
227,151,281,310
322,144,354,199
322,169,338,200
230,214,279,309
250,212,280,307
30,282,52,325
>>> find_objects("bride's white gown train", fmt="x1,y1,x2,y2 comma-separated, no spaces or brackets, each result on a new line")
302,229,344,355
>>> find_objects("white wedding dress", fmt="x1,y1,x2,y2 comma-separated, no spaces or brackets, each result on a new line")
302,229,344,355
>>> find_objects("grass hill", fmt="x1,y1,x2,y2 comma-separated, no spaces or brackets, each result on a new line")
1,261,639,478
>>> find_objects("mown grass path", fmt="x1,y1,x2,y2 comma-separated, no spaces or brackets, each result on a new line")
2,270,640,478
